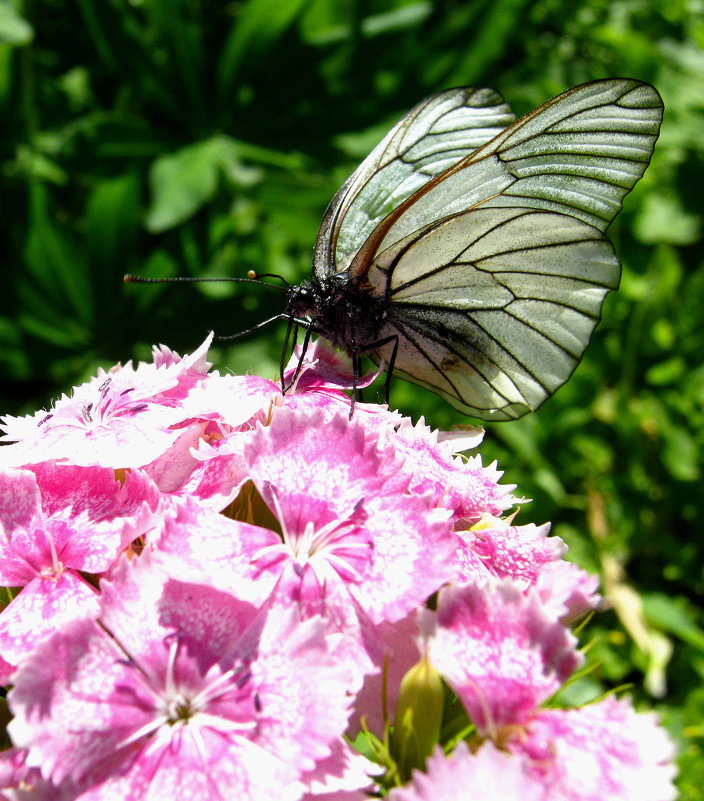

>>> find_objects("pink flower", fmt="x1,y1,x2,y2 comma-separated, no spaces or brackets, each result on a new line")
385,699,676,801
0,334,677,799
243,408,457,626
386,741,544,801
392,418,517,525
0,747,69,800
458,519,565,584
421,580,582,735
301,740,378,799
0,464,161,682
0,336,212,468
8,555,355,801
0,336,277,471
534,559,601,622
451,517,600,621
513,697,677,801
152,496,281,606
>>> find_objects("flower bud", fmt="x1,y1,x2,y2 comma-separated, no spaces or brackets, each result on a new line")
390,656,444,781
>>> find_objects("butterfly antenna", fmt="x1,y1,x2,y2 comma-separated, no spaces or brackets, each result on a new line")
124,271,292,341
123,272,287,292
246,271,291,288
215,313,292,341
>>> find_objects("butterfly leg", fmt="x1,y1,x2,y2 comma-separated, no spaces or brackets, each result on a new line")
216,313,290,341
380,334,399,406
348,351,363,420
348,333,400,418
360,333,399,407
279,316,296,390
282,322,314,395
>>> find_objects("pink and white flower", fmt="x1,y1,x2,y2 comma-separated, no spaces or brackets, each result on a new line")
387,741,544,801
0,463,161,682
422,580,582,735
0,334,677,800
8,555,356,801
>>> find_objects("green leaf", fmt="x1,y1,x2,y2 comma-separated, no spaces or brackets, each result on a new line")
145,138,229,233
301,1,430,45
14,144,68,185
634,191,701,246
145,135,271,234
87,173,141,280
646,357,686,386
23,184,93,330
661,422,700,482
643,594,704,652
218,0,309,91
0,1,33,45
0,316,30,382
437,0,531,84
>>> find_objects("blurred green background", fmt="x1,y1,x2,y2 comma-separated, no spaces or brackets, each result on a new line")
1,0,702,794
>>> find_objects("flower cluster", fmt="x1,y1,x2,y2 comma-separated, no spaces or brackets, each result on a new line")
0,336,676,800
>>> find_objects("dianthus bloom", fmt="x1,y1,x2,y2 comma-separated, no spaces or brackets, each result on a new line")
0,336,677,800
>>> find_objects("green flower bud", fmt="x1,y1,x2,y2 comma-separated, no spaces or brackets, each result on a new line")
390,656,444,781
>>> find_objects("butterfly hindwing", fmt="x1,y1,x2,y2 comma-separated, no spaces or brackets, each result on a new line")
368,207,620,420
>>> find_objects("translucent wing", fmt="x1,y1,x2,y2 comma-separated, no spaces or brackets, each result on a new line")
350,79,663,276
368,207,621,420
313,87,515,279
305,79,662,420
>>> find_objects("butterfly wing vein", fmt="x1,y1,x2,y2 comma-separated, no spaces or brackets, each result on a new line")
308,78,663,420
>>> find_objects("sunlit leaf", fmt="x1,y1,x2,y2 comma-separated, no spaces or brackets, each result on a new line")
0,0,33,44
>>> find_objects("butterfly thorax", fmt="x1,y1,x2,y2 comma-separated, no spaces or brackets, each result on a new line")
285,273,387,354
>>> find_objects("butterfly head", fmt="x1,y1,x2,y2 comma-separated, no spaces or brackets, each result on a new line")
286,282,322,320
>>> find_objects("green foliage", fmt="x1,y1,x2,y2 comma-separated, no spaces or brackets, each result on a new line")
1,0,702,793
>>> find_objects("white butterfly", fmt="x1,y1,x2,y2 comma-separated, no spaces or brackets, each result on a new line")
285,79,663,420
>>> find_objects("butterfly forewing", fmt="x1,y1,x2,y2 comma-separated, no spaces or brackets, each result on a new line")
313,87,515,279
361,79,662,261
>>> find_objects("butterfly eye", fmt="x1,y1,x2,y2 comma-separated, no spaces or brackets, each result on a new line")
286,284,317,317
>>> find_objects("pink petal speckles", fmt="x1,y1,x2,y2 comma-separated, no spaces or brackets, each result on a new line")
0,571,99,684
152,497,280,606
8,556,354,801
513,697,677,801
423,581,582,735
387,741,544,801
243,409,456,625
0,468,47,585
393,418,517,525
246,408,409,524
457,518,565,588
0,463,161,682
0,464,161,583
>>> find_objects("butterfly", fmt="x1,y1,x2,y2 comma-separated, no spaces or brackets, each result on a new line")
282,78,663,421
